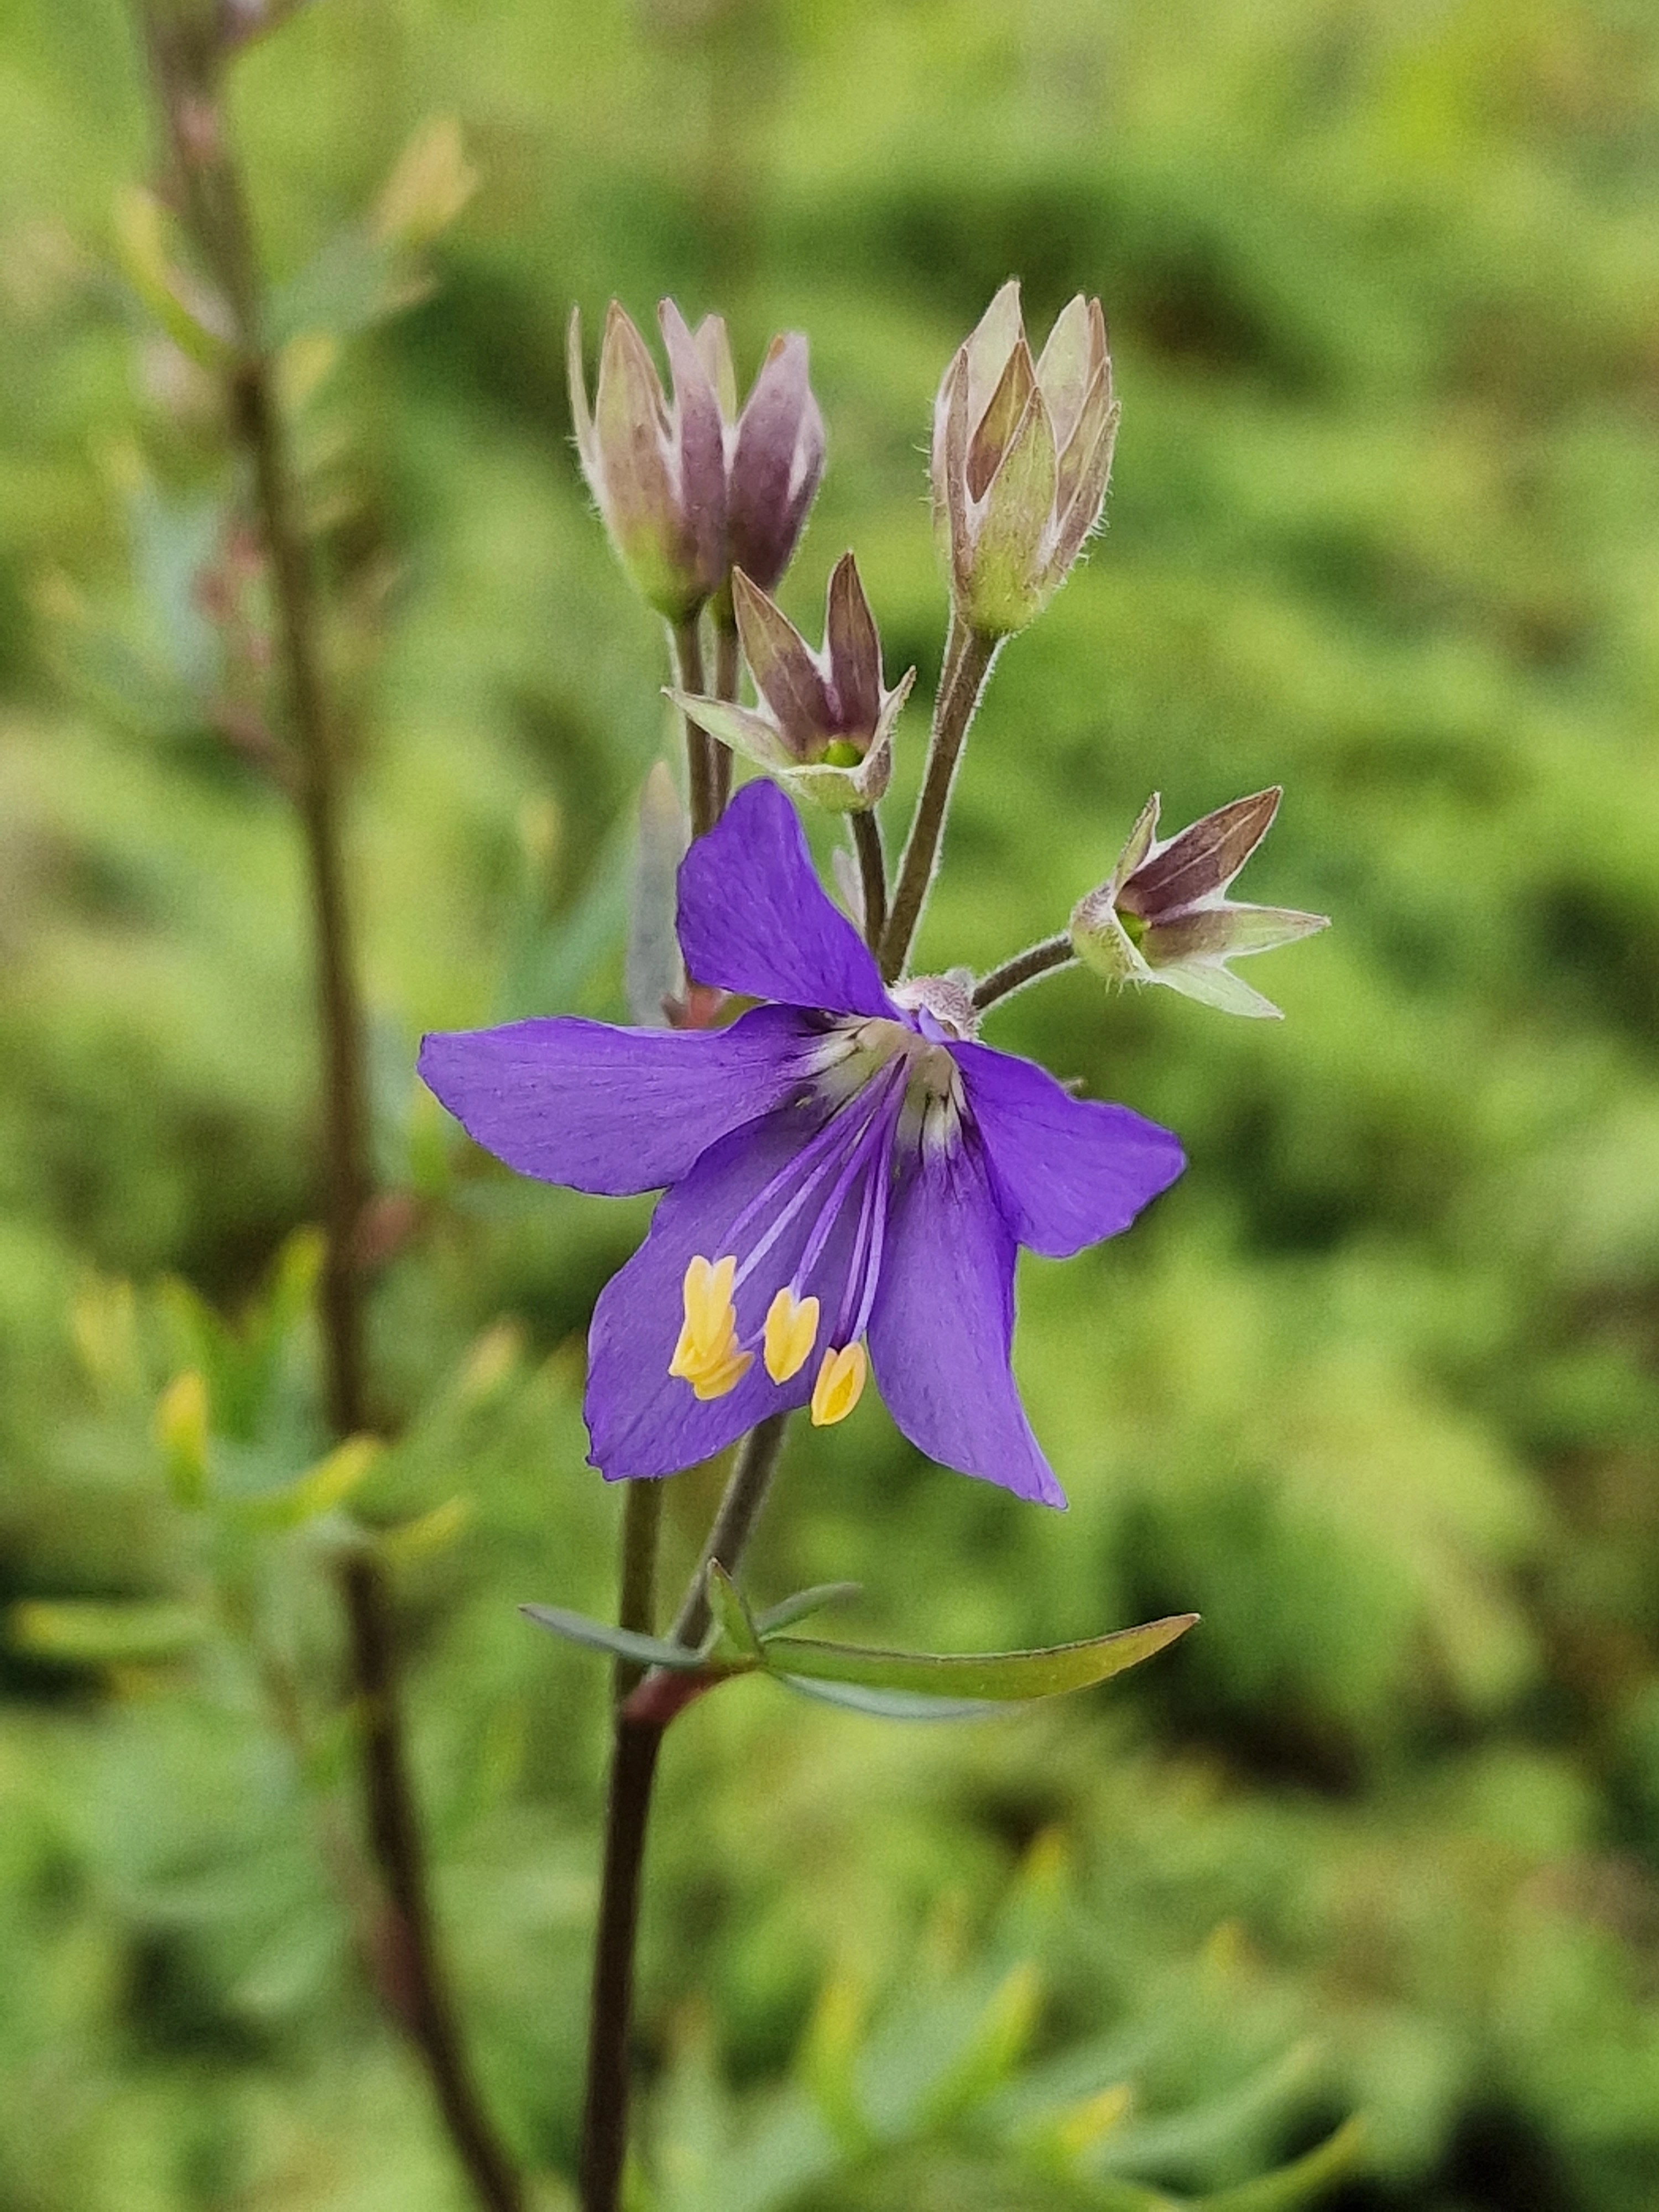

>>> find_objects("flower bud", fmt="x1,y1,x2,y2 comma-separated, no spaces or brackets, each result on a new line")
1070,789,1327,1018
568,299,824,623
931,280,1119,639
669,553,914,812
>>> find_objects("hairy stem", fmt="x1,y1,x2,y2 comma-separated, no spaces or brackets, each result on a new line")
579,1413,790,2212
132,17,521,2209
852,810,887,954
669,1410,788,1647
879,617,1000,983
972,933,1076,1011
672,618,719,840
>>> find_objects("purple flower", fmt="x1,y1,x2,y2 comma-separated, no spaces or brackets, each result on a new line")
419,783,1183,1506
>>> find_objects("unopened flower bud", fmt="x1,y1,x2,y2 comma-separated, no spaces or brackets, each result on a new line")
568,299,824,623
1070,789,1327,1018
669,552,914,812
932,279,1119,639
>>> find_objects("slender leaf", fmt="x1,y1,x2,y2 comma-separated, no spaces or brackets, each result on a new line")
764,1614,1198,1702
521,1603,721,1674
779,1676,1003,1721
754,1582,864,1636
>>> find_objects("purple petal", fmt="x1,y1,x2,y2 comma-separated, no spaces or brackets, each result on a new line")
677,780,893,1018
953,1042,1185,1258
585,1103,863,1477
418,1002,816,1196
868,1130,1065,1507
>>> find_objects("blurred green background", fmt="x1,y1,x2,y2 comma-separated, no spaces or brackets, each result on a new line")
6,0,1659,2206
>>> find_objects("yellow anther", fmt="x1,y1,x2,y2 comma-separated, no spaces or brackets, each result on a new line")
687,1338,753,1401
680,1253,738,1364
810,1341,868,1427
763,1287,820,1384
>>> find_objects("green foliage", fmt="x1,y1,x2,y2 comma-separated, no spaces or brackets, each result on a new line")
4,0,1659,2206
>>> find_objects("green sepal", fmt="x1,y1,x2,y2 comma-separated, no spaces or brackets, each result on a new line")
760,1613,1197,1704
704,1563,763,1660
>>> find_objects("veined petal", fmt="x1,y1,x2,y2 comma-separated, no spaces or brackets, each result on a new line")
418,1001,816,1195
964,278,1025,429
693,311,738,419
677,779,894,1016
729,332,823,591
1144,902,1328,963
1149,961,1285,1020
868,1131,1064,1507
952,1042,1185,1259
823,551,881,735
1120,789,1281,916
732,568,832,742
1033,294,1095,452
586,1103,867,1477
666,693,804,770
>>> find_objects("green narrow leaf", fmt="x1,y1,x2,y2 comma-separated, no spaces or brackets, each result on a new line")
1194,2117,1366,2210
155,1369,210,1506
239,1436,380,1531
764,1614,1198,1703
754,1582,864,1636
779,1676,1003,1721
9,1599,207,1666
705,1564,763,1660
521,1603,722,1674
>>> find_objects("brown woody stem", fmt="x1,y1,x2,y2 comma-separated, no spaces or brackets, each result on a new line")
132,14,521,2209
578,1413,789,2212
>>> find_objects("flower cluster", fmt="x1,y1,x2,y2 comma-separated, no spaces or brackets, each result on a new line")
422,279,1327,1513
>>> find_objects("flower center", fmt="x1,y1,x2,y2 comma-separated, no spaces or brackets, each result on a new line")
667,1016,961,1422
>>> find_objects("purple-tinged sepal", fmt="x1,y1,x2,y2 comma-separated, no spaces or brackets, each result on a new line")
568,299,726,620
669,554,914,812
1070,789,1328,1019
725,334,826,598
568,300,825,623
932,280,1119,640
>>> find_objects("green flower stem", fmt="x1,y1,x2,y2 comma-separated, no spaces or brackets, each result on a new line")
669,1410,788,1647
132,15,523,2211
852,810,888,953
579,1414,789,2212
712,612,741,808
879,617,1000,983
972,933,1077,1011
672,618,719,839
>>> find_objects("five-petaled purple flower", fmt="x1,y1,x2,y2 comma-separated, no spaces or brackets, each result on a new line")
419,782,1183,1506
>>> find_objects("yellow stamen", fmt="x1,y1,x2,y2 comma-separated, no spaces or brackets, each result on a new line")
679,1253,739,1366
810,1341,868,1427
763,1287,820,1383
688,1339,753,1401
